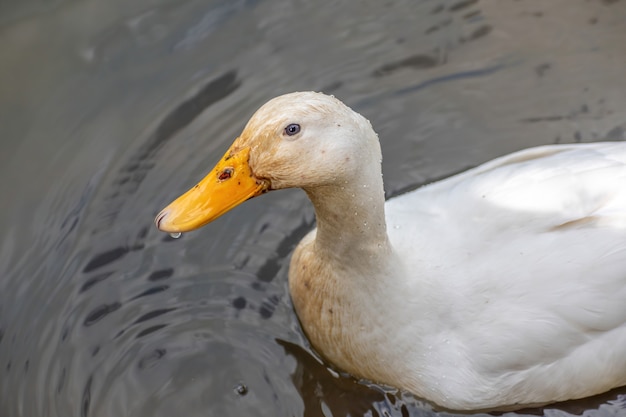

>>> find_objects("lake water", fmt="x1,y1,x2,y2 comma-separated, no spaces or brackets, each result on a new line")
1,0,625,416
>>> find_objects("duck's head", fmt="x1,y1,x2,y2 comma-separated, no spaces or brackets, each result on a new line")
155,91,378,233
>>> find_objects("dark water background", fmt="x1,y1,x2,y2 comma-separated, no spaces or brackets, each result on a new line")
1,0,626,416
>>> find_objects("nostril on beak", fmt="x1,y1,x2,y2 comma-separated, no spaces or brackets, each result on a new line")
155,210,169,230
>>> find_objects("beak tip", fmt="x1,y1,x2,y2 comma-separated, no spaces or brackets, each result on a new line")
155,209,170,231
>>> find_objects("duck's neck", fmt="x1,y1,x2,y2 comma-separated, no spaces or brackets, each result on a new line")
304,167,391,263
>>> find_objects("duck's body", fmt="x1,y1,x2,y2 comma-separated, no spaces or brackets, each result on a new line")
156,92,626,410
291,142,626,410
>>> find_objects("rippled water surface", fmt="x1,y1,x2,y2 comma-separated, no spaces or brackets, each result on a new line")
1,0,626,416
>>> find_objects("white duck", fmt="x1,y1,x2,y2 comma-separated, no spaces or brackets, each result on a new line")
155,92,626,411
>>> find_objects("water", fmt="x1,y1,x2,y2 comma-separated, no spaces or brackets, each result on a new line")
1,0,626,416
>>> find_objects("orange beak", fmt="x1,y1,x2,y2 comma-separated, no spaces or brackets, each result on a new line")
155,144,269,233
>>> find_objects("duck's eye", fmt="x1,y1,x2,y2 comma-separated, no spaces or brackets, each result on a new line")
284,123,301,136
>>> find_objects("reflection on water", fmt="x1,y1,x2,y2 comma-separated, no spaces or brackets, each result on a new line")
1,0,625,416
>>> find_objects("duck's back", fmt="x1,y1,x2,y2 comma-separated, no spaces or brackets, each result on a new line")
383,142,626,408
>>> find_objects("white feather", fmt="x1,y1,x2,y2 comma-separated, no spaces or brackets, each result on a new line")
160,91,626,410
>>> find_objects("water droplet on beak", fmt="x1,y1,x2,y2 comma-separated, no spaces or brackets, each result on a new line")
169,232,182,239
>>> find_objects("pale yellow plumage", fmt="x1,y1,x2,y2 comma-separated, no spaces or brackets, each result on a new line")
157,92,626,410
